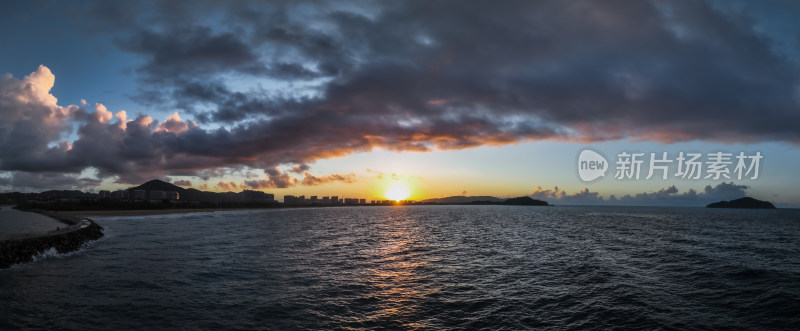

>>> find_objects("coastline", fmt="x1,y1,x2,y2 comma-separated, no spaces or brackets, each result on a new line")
1,209,104,268
58,202,559,218
58,208,262,217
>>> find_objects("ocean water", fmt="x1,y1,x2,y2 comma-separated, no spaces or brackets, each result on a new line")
0,205,63,237
1,205,799,329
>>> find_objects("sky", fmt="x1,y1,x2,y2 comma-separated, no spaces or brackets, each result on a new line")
1,0,799,206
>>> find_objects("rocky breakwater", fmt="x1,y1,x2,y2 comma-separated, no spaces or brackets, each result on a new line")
1,210,104,269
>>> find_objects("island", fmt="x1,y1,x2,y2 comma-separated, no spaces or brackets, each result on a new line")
706,197,776,209
468,196,551,206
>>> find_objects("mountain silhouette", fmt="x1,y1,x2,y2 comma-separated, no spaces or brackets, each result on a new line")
129,179,187,193
127,179,271,202
422,196,504,204
422,195,550,206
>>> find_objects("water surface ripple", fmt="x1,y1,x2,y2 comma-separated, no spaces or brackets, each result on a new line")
2,205,799,329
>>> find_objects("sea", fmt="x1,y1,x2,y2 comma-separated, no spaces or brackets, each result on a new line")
1,205,799,330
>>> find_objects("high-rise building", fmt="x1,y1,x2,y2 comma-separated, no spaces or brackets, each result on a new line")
110,190,123,199
150,191,167,200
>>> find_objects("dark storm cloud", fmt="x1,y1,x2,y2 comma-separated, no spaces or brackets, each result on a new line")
2,0,800,187
290,164,310,174
244,167,298,189
110,0,800,143
116,27,267,79
171,179,192,187
242,166,356,189
301,172,356,186
172,81,306,124
10,172,102,191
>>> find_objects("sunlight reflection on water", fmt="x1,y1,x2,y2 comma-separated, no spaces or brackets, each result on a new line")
1,205,799,329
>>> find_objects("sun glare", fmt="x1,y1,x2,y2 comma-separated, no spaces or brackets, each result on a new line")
385,183,411,201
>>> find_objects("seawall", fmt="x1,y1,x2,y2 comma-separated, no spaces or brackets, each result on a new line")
0,211,104,269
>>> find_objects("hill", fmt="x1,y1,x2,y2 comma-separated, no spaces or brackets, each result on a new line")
129,179,187,193
127,179,272,203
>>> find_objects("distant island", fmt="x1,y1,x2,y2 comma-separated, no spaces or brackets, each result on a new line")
421,195,549,206
422,196,504,204
425,196,550,206
706,197,776,209
500,197,551,206
468,196,550,206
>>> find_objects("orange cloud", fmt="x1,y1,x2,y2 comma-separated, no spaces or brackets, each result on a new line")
173,179,192,187
216,181,239,191
427,98,452,105
244,167,357,189
157,112,193,134
301,172,356,186
94,103,113,123
114,110,128,130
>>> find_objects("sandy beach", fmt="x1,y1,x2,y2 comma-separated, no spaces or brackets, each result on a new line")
60,208,260,217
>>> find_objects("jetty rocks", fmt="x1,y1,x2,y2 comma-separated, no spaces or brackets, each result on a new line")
1,212,104,269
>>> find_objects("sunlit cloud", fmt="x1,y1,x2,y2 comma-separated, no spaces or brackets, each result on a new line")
172,179,192,187
156,112,194,134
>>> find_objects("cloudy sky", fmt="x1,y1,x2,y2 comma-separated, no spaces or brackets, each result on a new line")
1,0,799,206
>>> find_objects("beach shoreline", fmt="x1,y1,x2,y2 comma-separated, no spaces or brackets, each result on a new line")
1,209,104,269
59,208,261,217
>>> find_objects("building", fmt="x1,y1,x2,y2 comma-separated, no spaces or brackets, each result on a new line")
242,190,273,202
98,190,110,199
167,191,180,201
133,190,146,200
150,191,167,200
330,196,339,205
310,196,318,204
359,199,366,205
321,196,330,204
111,190,131,200
110,190,123,199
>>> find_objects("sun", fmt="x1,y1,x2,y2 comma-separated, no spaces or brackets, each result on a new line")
384,183,411,201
